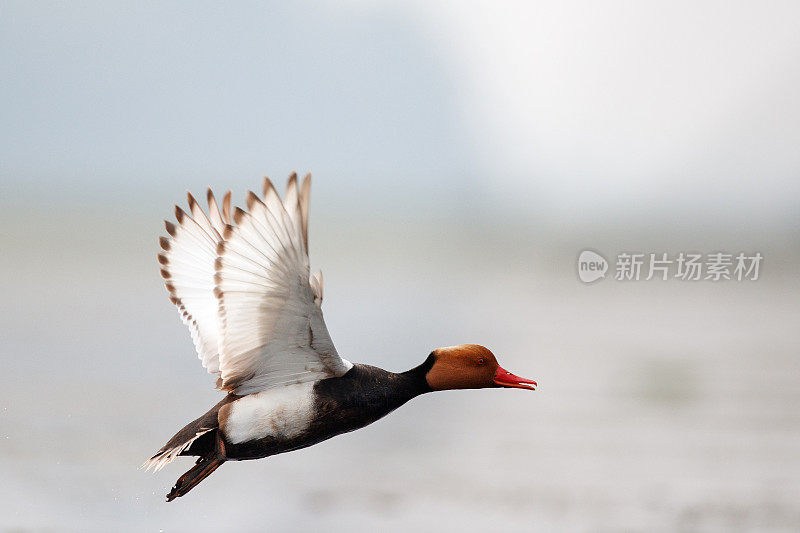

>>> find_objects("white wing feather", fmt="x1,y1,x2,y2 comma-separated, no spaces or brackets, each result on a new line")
158,173,350,395
159,190,230,375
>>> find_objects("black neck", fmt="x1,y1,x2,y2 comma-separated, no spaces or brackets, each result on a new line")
398,353,435,396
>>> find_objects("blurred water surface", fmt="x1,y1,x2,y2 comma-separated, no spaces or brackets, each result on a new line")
1,208,799,532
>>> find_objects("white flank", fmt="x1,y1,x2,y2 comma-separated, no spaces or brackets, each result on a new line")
222,382,316,444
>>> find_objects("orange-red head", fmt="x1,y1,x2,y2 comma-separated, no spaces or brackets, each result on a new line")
424,344,536,391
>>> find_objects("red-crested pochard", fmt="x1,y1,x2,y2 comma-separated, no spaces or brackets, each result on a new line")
144,173,536,501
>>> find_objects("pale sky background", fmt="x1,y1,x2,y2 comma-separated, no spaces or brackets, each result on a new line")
2,0,799,231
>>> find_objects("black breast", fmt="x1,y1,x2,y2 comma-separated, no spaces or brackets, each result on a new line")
310,363,429,435
223,361,432,461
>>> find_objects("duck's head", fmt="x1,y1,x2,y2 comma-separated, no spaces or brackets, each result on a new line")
425,344,536,391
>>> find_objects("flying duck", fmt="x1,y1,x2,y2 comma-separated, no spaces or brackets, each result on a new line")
144,173,536,501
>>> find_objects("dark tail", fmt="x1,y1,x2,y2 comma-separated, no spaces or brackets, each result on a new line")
143,395,238,500
166,454,225,501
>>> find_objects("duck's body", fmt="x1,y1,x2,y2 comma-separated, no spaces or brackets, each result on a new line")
144,174,535,500
226,361,431,459
164,361,430,465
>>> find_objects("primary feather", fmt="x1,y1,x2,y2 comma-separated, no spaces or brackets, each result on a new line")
158,173,351,396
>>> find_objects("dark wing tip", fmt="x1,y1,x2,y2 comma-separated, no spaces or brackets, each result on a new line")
262,176,277,199
245,190,258,211
222,191,232,224
233,207,246,225
286,172,298,192
164,221,177,237
186,191,199,211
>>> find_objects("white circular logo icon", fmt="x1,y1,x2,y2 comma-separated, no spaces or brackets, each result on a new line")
577,250,608,283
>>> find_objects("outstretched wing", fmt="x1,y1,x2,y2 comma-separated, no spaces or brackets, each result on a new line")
159,189,231,375
158,173,351,395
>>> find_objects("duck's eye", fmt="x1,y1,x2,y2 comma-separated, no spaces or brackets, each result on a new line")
477,358,485,365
